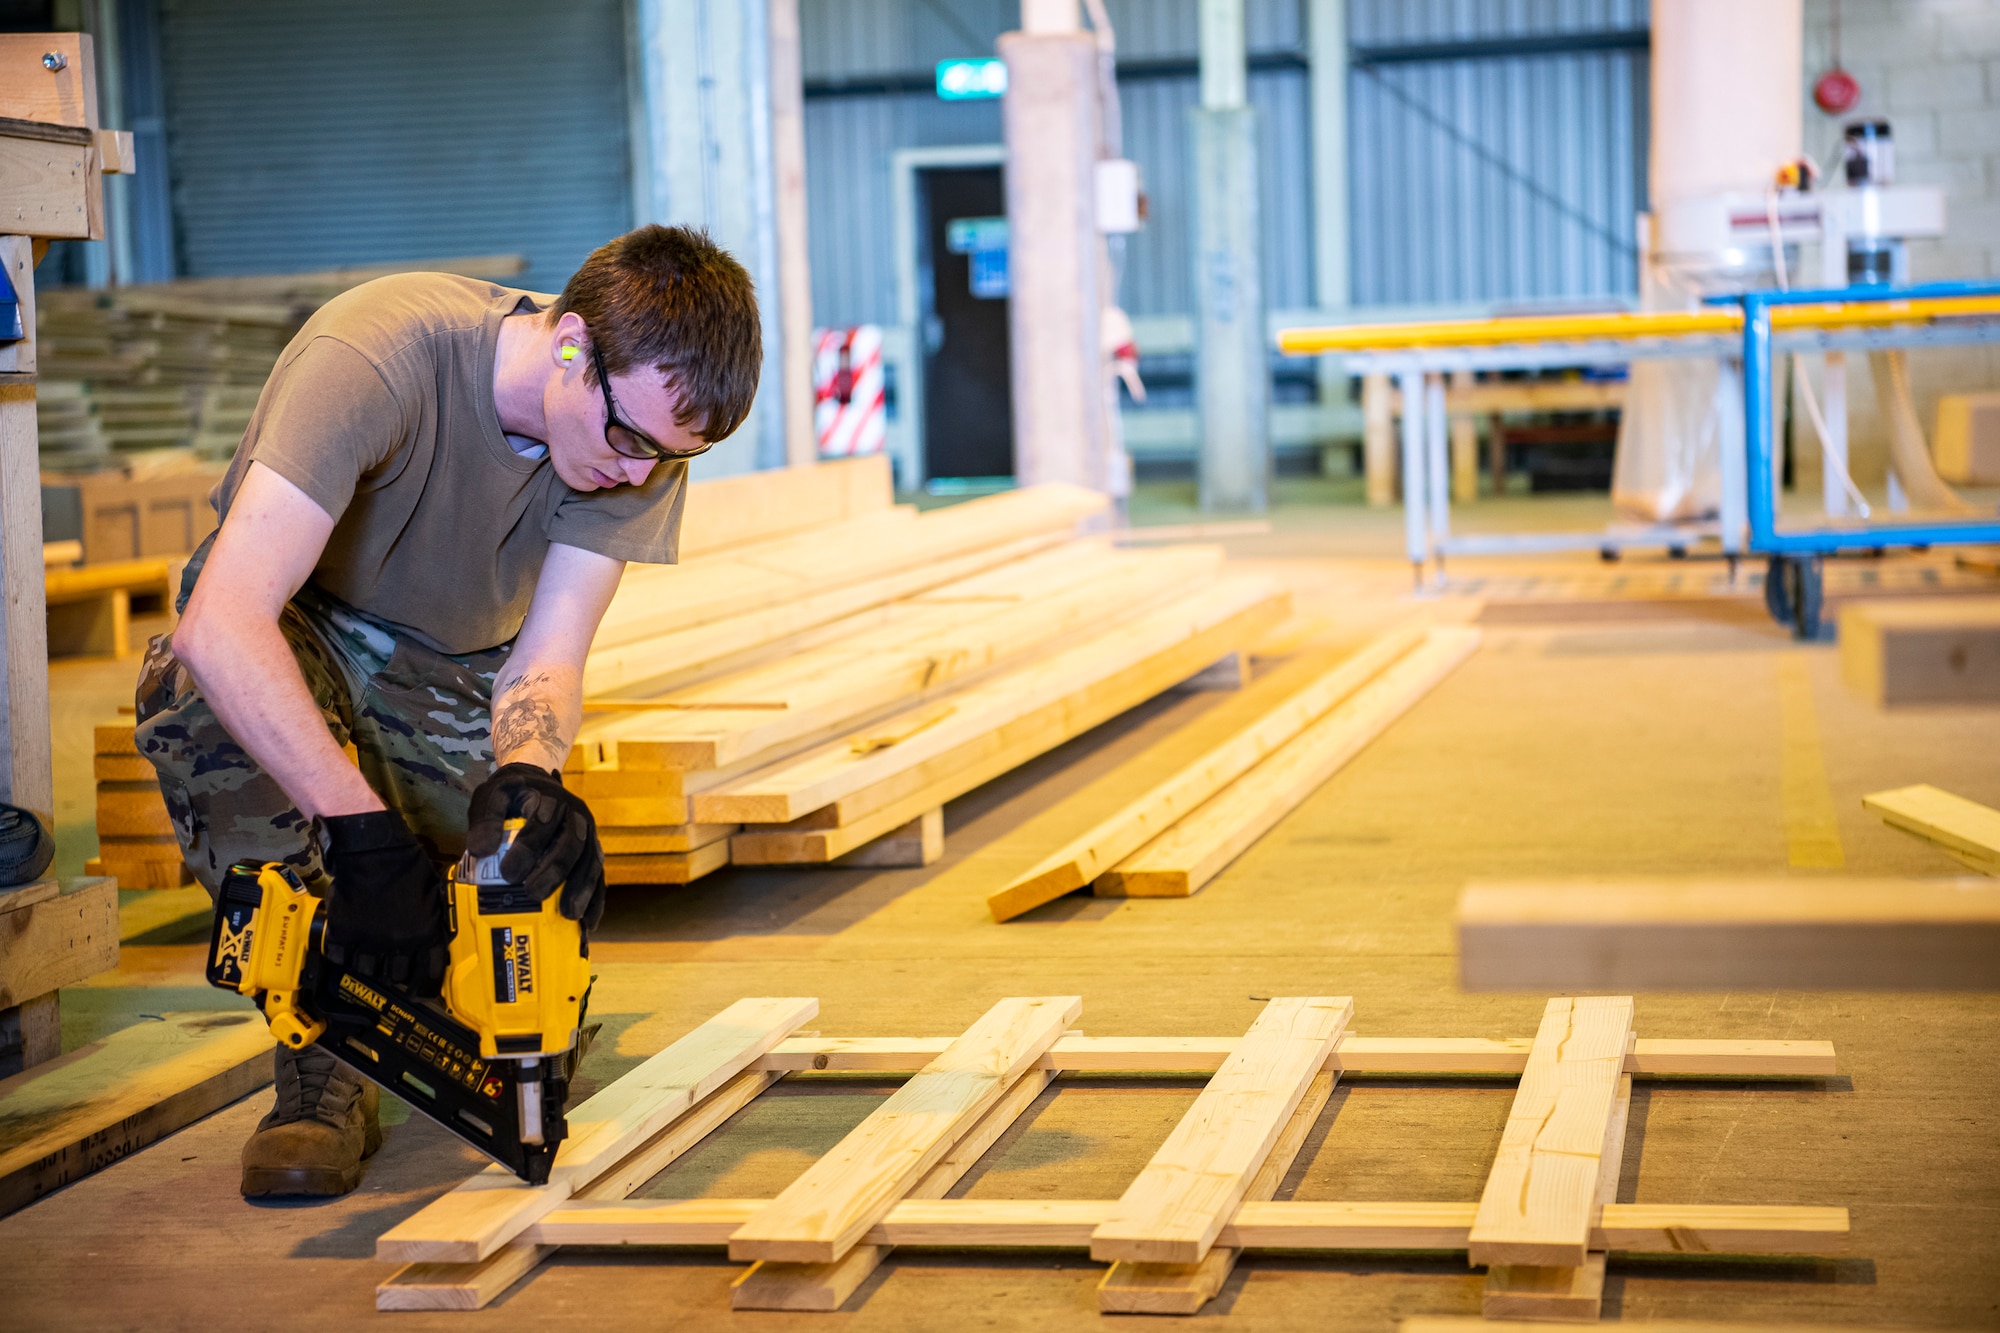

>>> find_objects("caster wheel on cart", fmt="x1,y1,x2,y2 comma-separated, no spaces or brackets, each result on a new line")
1763,556,1794,627
1785,557,1825,640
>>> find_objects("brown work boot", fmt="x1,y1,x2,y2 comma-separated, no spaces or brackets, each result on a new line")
240,1044,383,1198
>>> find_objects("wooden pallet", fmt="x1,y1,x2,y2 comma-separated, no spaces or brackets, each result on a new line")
375,995,1844,1319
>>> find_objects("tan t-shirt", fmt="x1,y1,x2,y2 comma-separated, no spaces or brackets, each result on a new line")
215,273,687,654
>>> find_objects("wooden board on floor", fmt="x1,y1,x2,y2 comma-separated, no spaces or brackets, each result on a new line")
375,997,817,1265
727,995,1080,1264
987,626,1427,920
1098,1069,1336,1314
1091,997,1352,1265
527,1196,1848,1255
378,1067,780,1311
1089,627,1480,905
0,1011,273,1218
1862,784,2000,875
731,1065,1052,1311
0,877,118,1008
1839,596,2000,705
1457,878,2000,990
1483,1071,1630,1320
1467,996,1633,1269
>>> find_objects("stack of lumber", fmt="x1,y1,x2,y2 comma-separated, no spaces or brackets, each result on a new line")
31,381,113,474
73,455,1293,887
33,255,525,470
579,479,1288,883
84,722,191,889
984,622,1481,921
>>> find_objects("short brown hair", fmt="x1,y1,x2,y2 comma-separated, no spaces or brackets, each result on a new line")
553,225,762,443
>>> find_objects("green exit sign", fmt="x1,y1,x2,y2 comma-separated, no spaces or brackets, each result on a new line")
936,58,1007,100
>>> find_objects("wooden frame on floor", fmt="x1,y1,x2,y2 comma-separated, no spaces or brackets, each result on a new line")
374,995,1846,1318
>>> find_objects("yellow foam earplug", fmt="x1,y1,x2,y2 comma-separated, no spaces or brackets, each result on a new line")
561,346,577,361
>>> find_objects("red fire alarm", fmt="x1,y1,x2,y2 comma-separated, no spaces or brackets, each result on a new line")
1814,67,1861,115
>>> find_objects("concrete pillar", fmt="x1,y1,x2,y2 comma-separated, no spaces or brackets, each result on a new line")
1192,0,1269,512
999,4,1107,490
632,0,814,477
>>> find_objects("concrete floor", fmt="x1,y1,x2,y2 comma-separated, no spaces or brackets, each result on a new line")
7,486,2000,1330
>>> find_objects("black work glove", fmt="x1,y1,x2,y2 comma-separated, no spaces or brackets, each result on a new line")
465,763,606,933
320,809,450,997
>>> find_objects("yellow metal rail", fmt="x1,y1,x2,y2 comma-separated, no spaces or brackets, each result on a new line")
1277,295,2000,355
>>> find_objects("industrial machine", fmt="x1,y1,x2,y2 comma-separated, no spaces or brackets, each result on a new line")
206,819,591,1184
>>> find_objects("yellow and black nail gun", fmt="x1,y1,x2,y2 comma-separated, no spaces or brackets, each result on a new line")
205,819,592,1184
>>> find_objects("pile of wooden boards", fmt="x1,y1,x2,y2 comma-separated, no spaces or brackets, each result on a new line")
572,458,1290,883
78,455,1291,888
85,721,191,889
984,622,1481,921
373,994,1845,1319
33,255,526,469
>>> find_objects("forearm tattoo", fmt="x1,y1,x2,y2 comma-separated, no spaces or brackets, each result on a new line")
491,670,567,767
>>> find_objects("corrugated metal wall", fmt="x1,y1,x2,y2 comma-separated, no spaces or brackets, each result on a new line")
800,0,1315,327
1347,0,1649,306
157,0,632,292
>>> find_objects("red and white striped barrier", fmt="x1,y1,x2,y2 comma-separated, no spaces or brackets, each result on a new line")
812,325,886,458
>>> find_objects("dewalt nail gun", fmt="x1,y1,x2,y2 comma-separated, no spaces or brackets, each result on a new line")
205,818,591,1184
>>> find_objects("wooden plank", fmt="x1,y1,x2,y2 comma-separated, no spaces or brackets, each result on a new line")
1862,784,2000,874
1467,997,1634,1269
0,236,50,833
987,625,1428,920
751,1033,1834,1078
377,1068,780,1312
1091,997,1353,1265
727,996,1080,1263
581,544,1220,773
529,1197,1847,1255
825,808,942,868
375,997,816,1264
93,782,173,836
602,839,732,886
0,991,60,1078
0,877,117,1007
729,582,1289,863
0,134,94,239
0,35,96,128
1458,878,2000,990
93,722,138,756
598,823,736,855
673,454,891,560
1483,1070,1630,1320
586,530,1070,699
1091,627,1480,904
0,1011,272,1218
716,578,1288,830
1839,597,2000,705
0,876,59,916
1098,1069,1335,1314
730,1065,1053,1311
91,753,155,782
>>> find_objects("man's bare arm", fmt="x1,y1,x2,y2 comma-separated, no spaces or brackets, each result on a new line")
489,543,625,772
172,462,382,819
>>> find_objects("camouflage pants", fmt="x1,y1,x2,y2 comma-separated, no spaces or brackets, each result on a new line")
135,559,511,898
